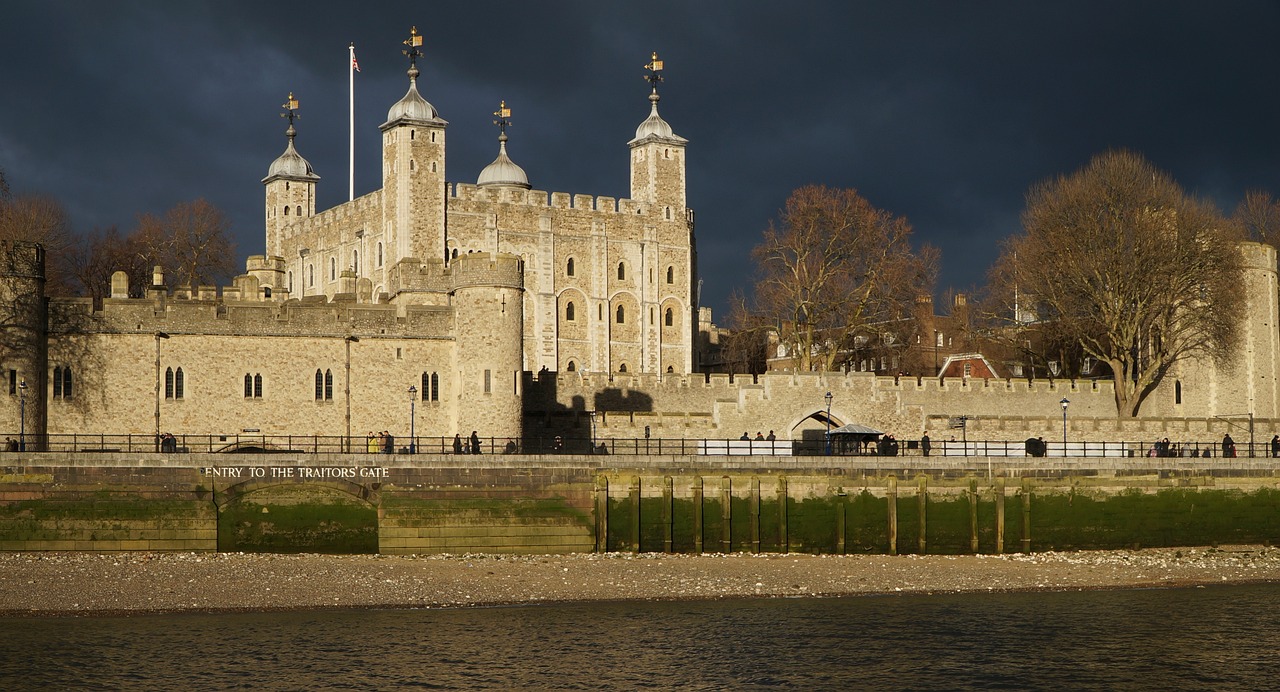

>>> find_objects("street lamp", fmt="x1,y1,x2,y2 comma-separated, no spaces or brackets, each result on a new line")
18,379,26,452
824,391,833,456
154,332,170,451
407,384,417,454
1060,397,1070,457
344,335,359,452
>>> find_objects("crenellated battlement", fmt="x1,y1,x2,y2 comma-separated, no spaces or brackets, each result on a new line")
449,183,651,217
80,289,456,339
278,190,384,241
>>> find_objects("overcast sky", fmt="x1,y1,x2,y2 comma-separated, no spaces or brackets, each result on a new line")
4,1,1280,318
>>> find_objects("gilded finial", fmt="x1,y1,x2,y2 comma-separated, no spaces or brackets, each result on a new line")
280,92,300,135
402,25,424,67
644,51,664,93
493,100,512,137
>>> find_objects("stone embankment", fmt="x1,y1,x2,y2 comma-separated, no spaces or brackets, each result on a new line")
1,546,1277,616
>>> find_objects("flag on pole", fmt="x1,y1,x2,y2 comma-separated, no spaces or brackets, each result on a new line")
351,51,360,72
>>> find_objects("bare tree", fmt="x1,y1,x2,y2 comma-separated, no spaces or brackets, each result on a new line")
135,198,237,289
985,150,1243,417
1230,190,1280,248
742,185,938,372
0,193,76,295
63,225,157,305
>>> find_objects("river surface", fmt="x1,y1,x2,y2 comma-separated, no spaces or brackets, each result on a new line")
1,584,1275,690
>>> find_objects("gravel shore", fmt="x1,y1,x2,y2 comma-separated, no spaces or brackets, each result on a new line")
2,546,1277,617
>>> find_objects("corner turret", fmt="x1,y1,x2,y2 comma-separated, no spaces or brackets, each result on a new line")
263,93,320,258
629,52,688,216
380,26,448,267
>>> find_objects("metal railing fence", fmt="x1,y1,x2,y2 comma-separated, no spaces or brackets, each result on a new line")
0,433,1267,458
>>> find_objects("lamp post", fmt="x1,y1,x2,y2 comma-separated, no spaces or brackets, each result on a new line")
1060,397,1070,457
18,379,27,452
344,336,359,453
824,391,833,456
407,384,417,454
154,332,170,451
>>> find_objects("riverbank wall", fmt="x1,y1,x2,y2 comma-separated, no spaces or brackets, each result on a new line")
2,453,1278,555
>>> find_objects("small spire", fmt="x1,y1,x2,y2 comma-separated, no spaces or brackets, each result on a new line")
492,100,512,141
280,92,300,138
402,25,424,81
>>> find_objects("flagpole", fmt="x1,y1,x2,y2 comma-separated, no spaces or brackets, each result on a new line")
349,43,355,202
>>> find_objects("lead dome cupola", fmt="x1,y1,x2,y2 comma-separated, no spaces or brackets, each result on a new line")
263,93,319,183
477,101,530,189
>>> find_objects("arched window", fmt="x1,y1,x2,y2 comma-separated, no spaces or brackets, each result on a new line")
567,361,576,372
288,271,293,293
330,257,336,281
665,308,674,327
353,250,359,274
617,262,626,281
296,205,302,216
165,367,174,399
451,248,458,259
598,304,603,320
263,287,272,298
254,374,262,398
667,366,674,373
324,369,333,400
308,265,314,287
53,366,62,398
314,369,324,400
377,242,384,267
619,363,628,373
666,266,674,284
244,374,252,398
422,372,429,399
62,368,72,399
430,372,439,401
1175,380,1182,405
566,302,575,321
284,206,290,216
616,305,625,323
567,258,575,277
175,368,184,399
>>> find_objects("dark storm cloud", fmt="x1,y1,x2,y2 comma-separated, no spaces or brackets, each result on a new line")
4,1,1280,317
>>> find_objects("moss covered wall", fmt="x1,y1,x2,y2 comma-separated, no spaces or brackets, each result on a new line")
1,456,1278,554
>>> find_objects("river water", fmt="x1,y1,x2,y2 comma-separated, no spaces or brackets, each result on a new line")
2,584,1275,690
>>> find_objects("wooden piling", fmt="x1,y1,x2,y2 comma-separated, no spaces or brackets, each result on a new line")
917,475,928,554
750,477,761,554
630,476,641,553
969,476,979,554
720,476,732,553
1021,477,1032,553
995,477,1005,555
836,492,847,555
693,476,704,555
778,476,789,554
594,475,609,553
887,475,898,556
662,476,673,554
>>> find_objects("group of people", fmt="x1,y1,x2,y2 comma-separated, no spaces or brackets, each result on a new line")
366,431,396,454
1147,437,1211,458
453,431,482,454
739,431,777,441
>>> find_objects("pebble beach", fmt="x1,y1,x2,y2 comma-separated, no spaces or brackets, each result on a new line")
1,546,1277,617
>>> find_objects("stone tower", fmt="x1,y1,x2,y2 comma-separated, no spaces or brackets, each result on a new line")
628,53,688,218
451,252,525,440
0,241,47,449
1159,240,1280,420
262,93,319,260
380,26,448,267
